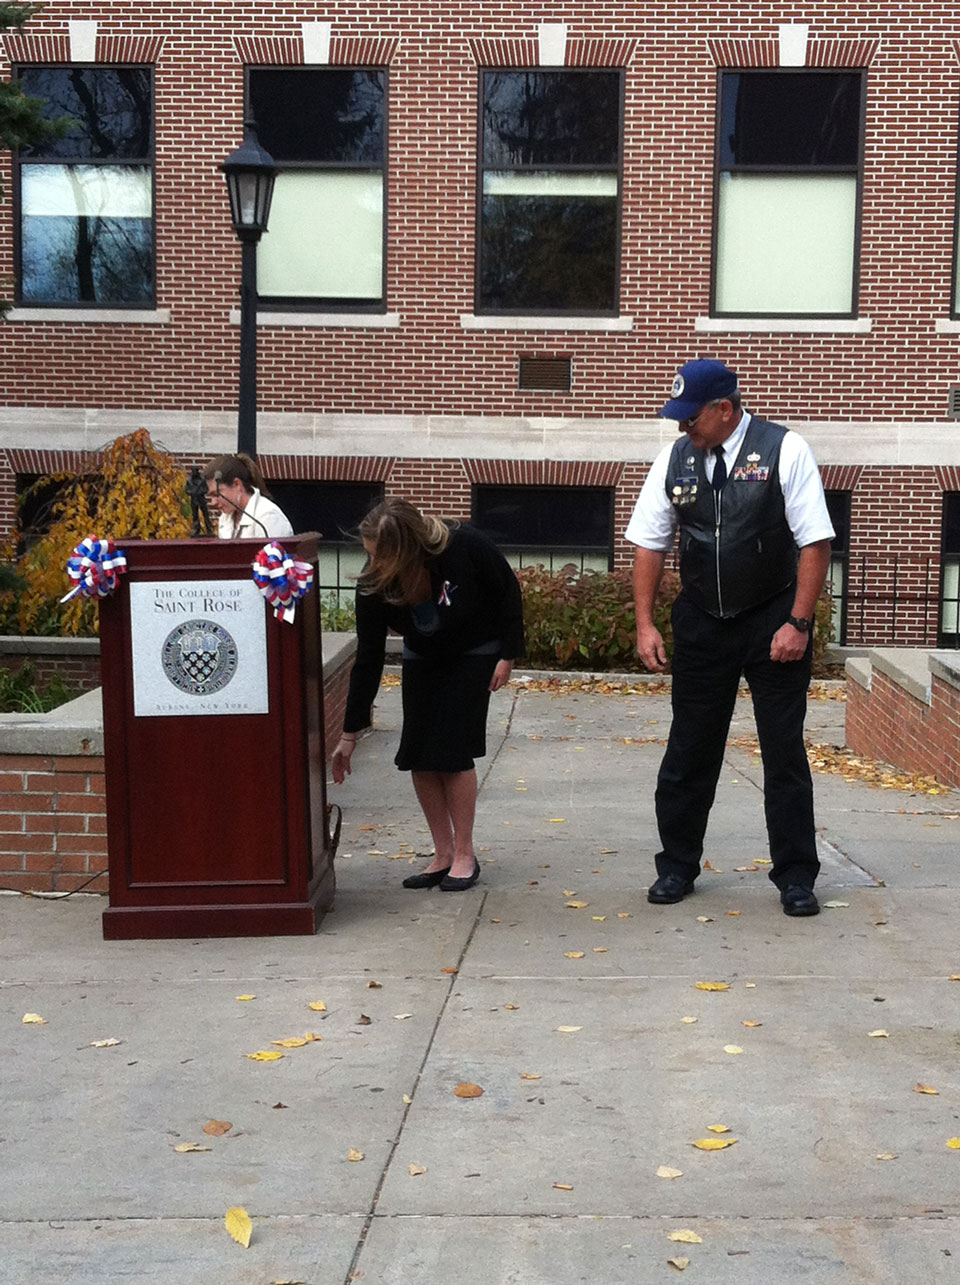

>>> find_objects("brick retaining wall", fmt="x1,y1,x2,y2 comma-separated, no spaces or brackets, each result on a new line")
846,651,960,789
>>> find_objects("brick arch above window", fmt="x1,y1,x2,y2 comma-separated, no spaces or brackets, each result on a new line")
935,466,960,491
820,465,864,492
257,455,394,483
233,35,399,66
464,459,625,487
706,38,880,68
1,33,164,63
468,37,637,68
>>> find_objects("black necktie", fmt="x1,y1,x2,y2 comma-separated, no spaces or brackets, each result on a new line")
712,446,727,491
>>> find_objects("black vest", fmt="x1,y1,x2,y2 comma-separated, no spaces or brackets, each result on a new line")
664,417,798,619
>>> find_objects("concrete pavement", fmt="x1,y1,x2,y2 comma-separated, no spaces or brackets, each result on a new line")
2,675,959,1283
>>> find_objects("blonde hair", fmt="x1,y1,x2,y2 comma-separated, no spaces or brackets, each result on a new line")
358,497,451,605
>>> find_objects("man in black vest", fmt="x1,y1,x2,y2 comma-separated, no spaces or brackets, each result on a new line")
625,359,834,916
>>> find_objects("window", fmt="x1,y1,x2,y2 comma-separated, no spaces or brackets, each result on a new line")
713,71,864,316
248,69,385,308
940,494,960,647
824,490,850,645
478,70,622,314
268,480,383,606
15,67,153,305
472,485,613,571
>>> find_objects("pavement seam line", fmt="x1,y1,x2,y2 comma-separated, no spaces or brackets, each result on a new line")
342,893,491,1283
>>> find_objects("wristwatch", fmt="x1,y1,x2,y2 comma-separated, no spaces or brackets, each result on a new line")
787,615,811,632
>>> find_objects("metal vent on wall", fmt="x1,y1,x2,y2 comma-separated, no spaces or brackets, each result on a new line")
519,356,572,392
950,387,960,419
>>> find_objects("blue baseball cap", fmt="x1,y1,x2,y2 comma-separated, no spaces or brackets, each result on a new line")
658,359,739,421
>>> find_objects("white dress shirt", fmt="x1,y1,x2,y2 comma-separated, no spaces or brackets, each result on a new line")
216,487,294,540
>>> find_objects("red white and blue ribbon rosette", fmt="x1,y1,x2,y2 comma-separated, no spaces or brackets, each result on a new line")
61,536,128,604
252,542,314,623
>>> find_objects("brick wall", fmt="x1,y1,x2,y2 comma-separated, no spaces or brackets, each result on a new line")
1,3,959,649
0,754,108,894
846,665,960,789
0,650,101,694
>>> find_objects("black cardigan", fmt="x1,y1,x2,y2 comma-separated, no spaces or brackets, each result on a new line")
343,524,525,733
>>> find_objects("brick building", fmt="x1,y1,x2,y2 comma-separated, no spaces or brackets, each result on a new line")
2,1,960,646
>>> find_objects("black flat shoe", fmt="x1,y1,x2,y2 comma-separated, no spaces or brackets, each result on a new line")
647,873,696,904
402,866,451,889
439,859,481,892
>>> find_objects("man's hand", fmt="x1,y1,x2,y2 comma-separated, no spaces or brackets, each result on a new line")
637,623,668,673
489,659,513,691
331,737,356,784
769,622,809,663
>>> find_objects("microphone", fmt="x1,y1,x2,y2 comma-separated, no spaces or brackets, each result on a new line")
213,470,271,541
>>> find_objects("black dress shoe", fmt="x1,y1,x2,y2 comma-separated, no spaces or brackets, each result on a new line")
402,866,451,889
647,873,695,904
440,859,481,891
781,885,820,917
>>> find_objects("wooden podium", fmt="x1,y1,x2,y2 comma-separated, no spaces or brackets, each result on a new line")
99,537,336,939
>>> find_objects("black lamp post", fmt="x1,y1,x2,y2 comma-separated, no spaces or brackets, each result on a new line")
220,119,277,458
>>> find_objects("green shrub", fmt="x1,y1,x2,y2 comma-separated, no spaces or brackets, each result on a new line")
0,662,77,713
516,564,680,672
320,594,356,633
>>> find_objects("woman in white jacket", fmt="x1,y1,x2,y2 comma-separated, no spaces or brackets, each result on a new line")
202,454,293,540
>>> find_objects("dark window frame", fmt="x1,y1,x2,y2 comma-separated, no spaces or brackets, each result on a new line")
13,63,156,309
709,68,867,320
475,67,625,318
938,492,960,647
471,483,615,571
824,489,851,646
245,65,388,313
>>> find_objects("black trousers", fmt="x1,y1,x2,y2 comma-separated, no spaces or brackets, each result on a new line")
654,586,820,891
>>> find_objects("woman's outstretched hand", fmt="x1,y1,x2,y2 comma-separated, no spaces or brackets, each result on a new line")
331,736,356,784
489,659,513,692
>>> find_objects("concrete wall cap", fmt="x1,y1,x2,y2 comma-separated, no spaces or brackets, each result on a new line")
866,648,932,704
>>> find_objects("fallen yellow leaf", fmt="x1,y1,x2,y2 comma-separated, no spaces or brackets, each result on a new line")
876,1151,898,1161
696,916,714,923
454,1082,484,1098
403,1094,412,1104
668,1230,703,1244
347,1149,364,1162
949,975,960,982
173,1143,211,1153
556,1025,582,1033
552,1182,573,1191
202,1120,232,1136
656,1166,683,1179
408,1163,426,1176
668,1257,690,1271
367,980,382,989
549,818,566,823
224,1206,252,1249
914,1083,939,1095
394,1013,413,1020
563,890,577,896
593,947,609,953
272,1037,309,1048
947,1138,960,1150
725,910,741,917
235,994,256,1002
505,1004,519,1010
308,1000,327,1011
734,866,757,872
592,915,607,921
304,1032,322,1042
692,1137,738,1150
245,1051,284,1062
680,1016,698,1024
868,1030,889,1038
744,982,757,988
823,900,850,908
442,966,459,975
90,1038,121,1048
565,951,585,959
566,901,589,909
695,982,729,992
617,912,631,919
520,1072,542,1080
707,1124,730,1133
724,1045,743,1055
21,1013,46,1024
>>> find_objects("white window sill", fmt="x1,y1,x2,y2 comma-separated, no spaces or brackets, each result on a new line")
934,318,960,334
695,315,871,334
6,307,170,324
230,309,401,328
460,314,633,332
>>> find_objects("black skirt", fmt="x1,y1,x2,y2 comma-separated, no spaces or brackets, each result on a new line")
394,651,499,772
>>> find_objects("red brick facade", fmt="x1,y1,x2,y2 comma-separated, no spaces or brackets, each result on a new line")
2,3,960,647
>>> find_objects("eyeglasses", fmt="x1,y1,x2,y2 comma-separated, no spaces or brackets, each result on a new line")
683,400,723,430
